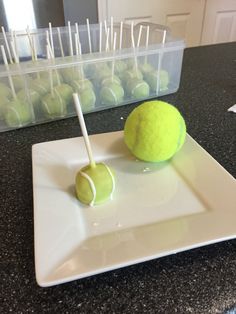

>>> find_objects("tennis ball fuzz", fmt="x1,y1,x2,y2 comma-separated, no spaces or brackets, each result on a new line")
124,101,186,162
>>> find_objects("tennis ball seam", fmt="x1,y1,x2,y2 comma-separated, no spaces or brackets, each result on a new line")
8,106,22,127
80,171,96,206
77,163,115,206
176,117,185,152
131,82,147,96
54,89,65,116
102,86,118,104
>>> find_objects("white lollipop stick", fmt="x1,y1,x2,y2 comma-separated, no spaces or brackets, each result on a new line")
74,33,79,56
26,26,35,61
68,21,73,56
1,26,13,64
105,28,110,52
1,45,16,99
74,33,83,78
57,27,64,57
144,25,150,64
104,20,108,37
46,44,54,96
111,32,117,82
156,29,167,94
10,41,19,64
32,36,38,61
13,31,19,60
49,22,55,57
119,21,123,50
131,21,138,73
78,40,82,56
46,34,60,85
137,25,143,47
99,21,102,53
75,22,80,45
86,18,92,53
10,29,14,58
73,93,96,168
110,16,114,47
46,31,54,59
75,22,81,65
78,40,84,79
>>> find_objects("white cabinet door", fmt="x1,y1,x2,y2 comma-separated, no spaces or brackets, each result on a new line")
98,0,206,47
201,0,236,45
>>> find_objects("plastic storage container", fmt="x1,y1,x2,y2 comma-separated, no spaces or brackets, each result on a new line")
0,22,185,132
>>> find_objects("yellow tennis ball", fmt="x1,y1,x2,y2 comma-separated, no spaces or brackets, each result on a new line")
124,100,186,162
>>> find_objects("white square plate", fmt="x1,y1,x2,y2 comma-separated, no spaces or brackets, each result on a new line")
32,131,236,287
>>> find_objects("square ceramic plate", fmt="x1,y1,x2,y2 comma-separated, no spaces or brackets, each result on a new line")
32,131,236,287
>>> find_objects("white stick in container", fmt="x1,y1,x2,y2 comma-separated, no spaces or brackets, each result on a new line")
75,22,81,45
1,45,16,99
110,16,114,47
105,28,110,52
119,21,123,50
111,32,117,82
10,40,19,64
86,18,92,53
137,25,143,48
144,25,150,64
49,22,55,57
46,31,54,59
46,44,54,97
131,21,138,74
74,34,85,82
13,31,19,60
26,26,36,61
99,21,102,53
68,21,74,56
104,20,108,37
57,27,64,57
46,33,60,85
1,26,13,64
156,29,167,94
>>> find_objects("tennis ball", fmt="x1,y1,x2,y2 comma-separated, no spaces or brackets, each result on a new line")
40,71,63,85
71,79,94,93
0,82,11,99
100,82,124,106
4,99,33,127
126,78,150,99
122,68,143,83
79,87,96,112
97,68,112,81
75,163,115,206
139,62,154,74
0,96,10,118
114,60,127,75
61,67,82,83
54,83,73,104
41,92,67,118
12,76,27,91
124,101,186,162
17,88,41,107
101,75,121,86
30,78,50,96
145,70,169,92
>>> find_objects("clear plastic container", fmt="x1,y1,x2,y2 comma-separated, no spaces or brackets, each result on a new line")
0,22,185,132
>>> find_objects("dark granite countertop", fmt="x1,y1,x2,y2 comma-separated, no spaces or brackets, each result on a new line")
1,42,236,314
